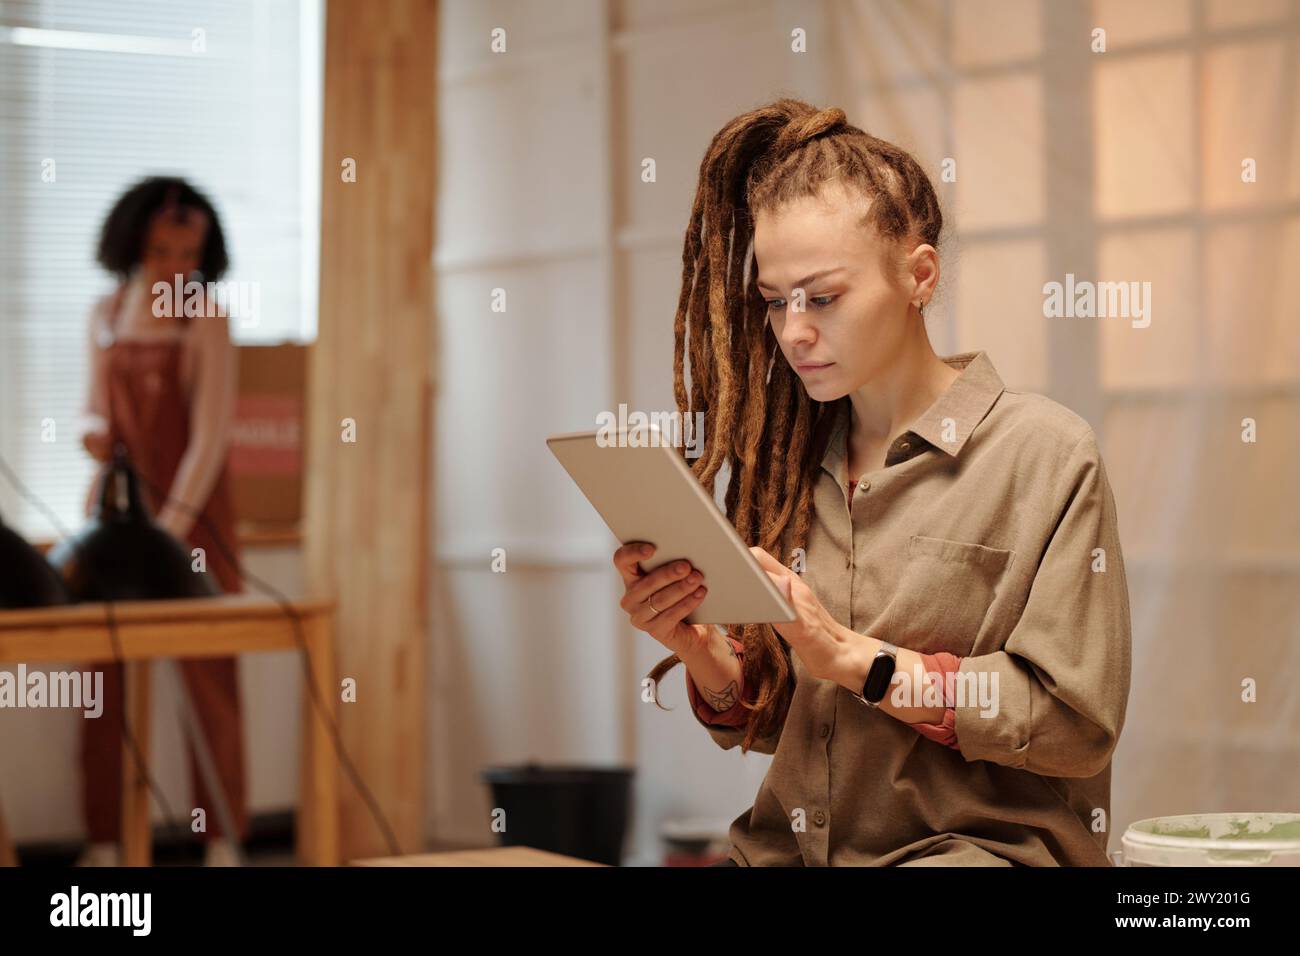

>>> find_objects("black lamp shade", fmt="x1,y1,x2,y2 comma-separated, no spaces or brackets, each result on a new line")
0,512,70,609
47,453,219,602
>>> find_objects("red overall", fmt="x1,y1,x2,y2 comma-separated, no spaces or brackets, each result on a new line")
81,292,249,843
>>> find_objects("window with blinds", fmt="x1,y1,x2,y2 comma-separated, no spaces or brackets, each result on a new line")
0,0,322,538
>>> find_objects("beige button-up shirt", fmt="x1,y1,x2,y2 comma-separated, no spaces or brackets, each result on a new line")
694,350,1132,866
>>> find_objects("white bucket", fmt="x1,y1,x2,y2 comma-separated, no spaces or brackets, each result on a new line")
1118,812,1300,867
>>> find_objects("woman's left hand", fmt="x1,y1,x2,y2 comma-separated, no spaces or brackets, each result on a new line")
750,546,855,683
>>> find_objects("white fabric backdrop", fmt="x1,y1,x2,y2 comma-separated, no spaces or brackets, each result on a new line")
830,0,1300,845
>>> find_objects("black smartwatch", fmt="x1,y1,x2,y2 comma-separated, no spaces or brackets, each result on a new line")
853,640,899,708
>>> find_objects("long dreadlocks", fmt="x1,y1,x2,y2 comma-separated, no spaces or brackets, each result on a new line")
646,98,945,752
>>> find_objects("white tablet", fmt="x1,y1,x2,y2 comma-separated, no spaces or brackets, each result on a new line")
546,424,796,626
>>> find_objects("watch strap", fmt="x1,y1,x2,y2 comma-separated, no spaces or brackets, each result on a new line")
857,640,899,707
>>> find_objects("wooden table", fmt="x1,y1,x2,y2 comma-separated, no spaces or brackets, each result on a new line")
351,846,606,867
0,594,339,866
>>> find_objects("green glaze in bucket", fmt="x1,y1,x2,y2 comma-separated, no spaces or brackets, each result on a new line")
1119,812,1300,866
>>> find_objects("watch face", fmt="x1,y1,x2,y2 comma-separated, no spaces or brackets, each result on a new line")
862,651,897,703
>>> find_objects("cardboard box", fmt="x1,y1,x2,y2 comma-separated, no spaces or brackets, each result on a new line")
229,344,307,531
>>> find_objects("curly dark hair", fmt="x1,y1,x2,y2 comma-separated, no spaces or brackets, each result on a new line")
96,176,229,281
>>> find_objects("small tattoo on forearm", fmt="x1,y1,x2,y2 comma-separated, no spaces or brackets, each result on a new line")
703,680,738,712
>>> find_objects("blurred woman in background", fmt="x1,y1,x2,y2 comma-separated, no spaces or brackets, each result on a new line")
77,176,247,867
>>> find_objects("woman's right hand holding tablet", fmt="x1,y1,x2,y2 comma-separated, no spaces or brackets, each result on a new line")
614,542,711,658
616,542,749,720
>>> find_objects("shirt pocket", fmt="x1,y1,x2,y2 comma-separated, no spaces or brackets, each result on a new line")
882,535,1016,656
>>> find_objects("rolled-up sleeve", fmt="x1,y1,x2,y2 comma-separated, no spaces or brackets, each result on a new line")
953,429,1132,779
157,314,237,540
685,635,787,755
685,636,750,727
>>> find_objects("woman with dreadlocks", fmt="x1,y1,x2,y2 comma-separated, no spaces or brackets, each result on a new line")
613,99,1131,866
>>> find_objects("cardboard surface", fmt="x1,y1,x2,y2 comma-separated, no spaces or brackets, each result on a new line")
230,344,307,530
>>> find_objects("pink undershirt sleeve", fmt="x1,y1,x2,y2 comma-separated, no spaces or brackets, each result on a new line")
685,635,750,727
911,651,962,750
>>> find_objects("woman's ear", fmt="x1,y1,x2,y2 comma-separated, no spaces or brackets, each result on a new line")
907,242,939,312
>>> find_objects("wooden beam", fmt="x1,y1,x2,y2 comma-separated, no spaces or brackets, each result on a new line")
305,0,437,859
120,661,153,867
297,611,341,866
0,797,15,866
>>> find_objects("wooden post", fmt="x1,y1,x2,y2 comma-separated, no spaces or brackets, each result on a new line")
0,798,16,866
297,612,341,865
305,0,437,859
120,660,153,866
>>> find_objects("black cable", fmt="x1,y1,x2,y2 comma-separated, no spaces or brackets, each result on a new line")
0,456,189,850
125,466,402,858
2,452,403,859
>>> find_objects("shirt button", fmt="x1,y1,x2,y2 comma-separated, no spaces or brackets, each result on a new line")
819,723,830,738
814,810,826,827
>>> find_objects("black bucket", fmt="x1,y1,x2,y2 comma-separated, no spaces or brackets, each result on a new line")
481,763,634,866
